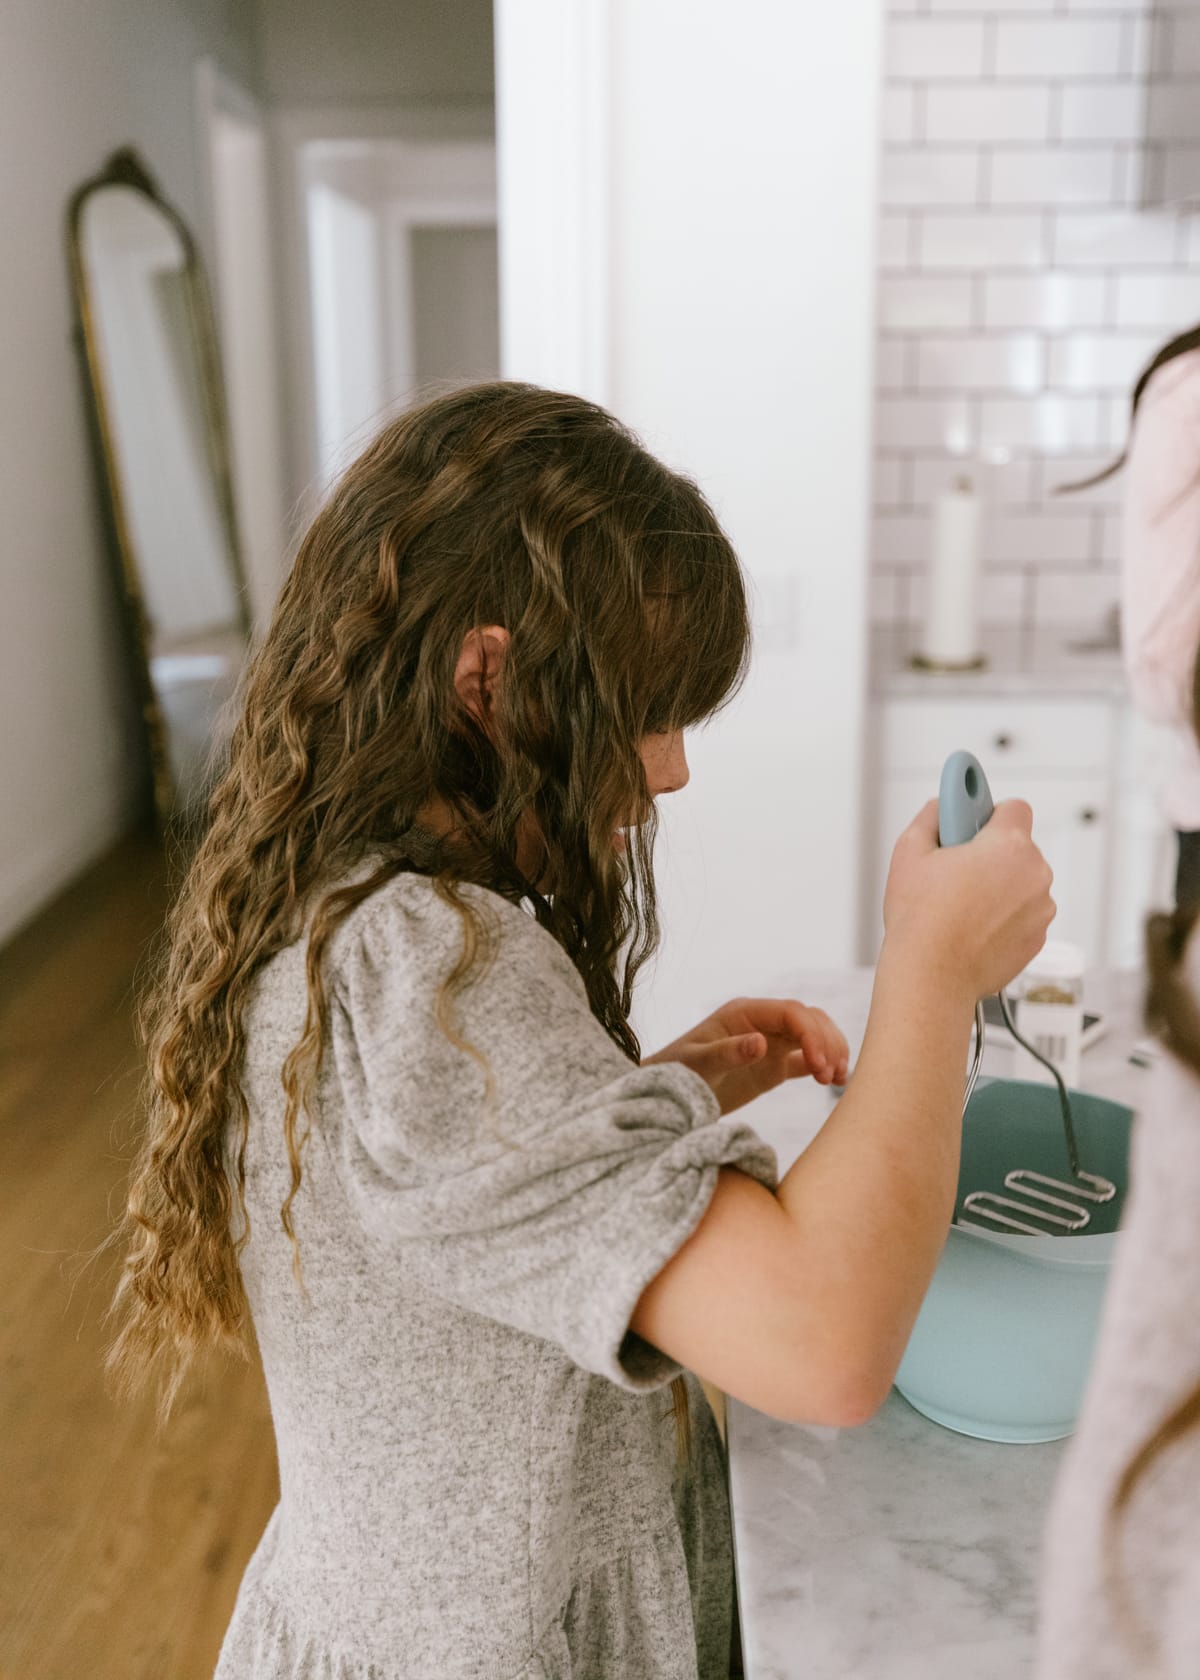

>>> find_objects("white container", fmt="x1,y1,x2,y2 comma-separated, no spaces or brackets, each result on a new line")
917,475,983,669
1013,940,1086,1090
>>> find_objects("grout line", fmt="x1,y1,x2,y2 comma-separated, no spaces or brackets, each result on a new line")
913,84,926,147
1111,147,1126,206
897,568,913,634
1104,272,1119,330
981,17,997,82
1175,214,1192,265
978,149,991,207
906,339,921,393
1118,16,1134,79
1047,84,1062,146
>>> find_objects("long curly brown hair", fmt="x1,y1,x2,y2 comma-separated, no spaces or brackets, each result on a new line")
99,381,751,1467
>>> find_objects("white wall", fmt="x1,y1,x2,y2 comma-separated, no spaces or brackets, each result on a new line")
496,0,884,1048
0,0,260,944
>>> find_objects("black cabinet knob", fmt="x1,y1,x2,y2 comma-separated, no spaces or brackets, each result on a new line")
1080,807,1099,824
993,732,1013,750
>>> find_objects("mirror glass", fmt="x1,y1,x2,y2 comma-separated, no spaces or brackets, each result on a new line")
72,158,250,823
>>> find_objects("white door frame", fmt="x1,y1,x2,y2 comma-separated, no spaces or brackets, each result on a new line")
273,106,494,528
193,57,290,633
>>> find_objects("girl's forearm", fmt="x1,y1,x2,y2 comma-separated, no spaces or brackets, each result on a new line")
772,940,976,1394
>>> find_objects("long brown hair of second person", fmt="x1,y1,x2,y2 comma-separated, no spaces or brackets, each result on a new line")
89,380,753,1467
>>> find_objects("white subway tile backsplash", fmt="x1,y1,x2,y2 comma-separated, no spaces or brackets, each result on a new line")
1103,393,1133,449
920,212,1046,269
983,273,1106,330
1116,146,1155,210
879,274,976,331
881,148,981,208
1052,211,1179,267
916,333,1044,392
877,337,911,392
1059,83,1148,144
878,213,914,269
1099,512,1124,565
912,452,1037,506
874,513,929,565
1047,333,1163,391
888,18,987,81
985,511,1095,566
877,395,976,451
873,456,909,507
1115,273,1200,329
930,0,1058,10
1123,14,1152,79
994,18,1123,79
869,573,904,628
924,85,1051,144
883,84,918,144
980,394,1104,452
869,0,1194,630
977,572,1028,627
1035,571,1119,627
991,148,1116,208
1037,452,1123,506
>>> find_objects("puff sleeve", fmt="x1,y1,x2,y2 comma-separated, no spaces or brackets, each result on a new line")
324,876,779,1392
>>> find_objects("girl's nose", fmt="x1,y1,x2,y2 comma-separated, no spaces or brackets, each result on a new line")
648,732,689,796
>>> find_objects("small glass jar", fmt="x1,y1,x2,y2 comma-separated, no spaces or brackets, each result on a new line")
1013,940,1085,1089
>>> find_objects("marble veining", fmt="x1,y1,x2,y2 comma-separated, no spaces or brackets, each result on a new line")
727,966,1147,1679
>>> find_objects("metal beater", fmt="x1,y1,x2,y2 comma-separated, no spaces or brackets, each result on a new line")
940,751,1117,1237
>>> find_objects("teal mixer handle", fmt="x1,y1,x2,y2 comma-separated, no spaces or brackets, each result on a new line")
937,749,995,1117
938,750,995,847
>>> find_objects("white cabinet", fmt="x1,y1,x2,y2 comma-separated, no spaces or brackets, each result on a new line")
862,693,1171,969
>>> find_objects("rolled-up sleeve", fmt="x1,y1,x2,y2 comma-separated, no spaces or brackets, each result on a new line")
325,879,778,1391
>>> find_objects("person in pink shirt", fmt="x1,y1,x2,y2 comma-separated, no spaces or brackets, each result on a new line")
1064,326,1200,905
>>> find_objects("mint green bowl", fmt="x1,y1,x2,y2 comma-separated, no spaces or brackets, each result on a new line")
894,1078,1133,1443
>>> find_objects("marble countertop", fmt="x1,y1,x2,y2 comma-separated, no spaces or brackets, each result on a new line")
871,623,1128,700
727,965,1149,1680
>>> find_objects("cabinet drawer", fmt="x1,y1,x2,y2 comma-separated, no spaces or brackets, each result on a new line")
879,697,1113,778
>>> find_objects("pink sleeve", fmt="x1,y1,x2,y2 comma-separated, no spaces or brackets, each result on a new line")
1120,370,1200,727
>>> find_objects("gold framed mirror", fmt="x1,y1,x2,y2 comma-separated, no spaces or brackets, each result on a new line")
66,146,252,830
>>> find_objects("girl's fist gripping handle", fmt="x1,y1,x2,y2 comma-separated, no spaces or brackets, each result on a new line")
938,750,995,848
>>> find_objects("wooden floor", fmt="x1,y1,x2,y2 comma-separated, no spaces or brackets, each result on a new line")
0,831,277,1680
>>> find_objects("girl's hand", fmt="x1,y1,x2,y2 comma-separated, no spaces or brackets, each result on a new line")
882,797,1055,1000
643,998,851,1116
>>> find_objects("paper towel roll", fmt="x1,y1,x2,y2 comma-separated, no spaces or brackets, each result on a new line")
918,476,982,668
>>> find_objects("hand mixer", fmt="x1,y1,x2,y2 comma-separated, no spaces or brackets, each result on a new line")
939,749,1117,1236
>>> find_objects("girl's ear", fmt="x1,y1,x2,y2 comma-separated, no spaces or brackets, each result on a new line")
453,626,511,727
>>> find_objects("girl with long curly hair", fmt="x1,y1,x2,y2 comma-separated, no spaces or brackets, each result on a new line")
102,382,1052,1680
